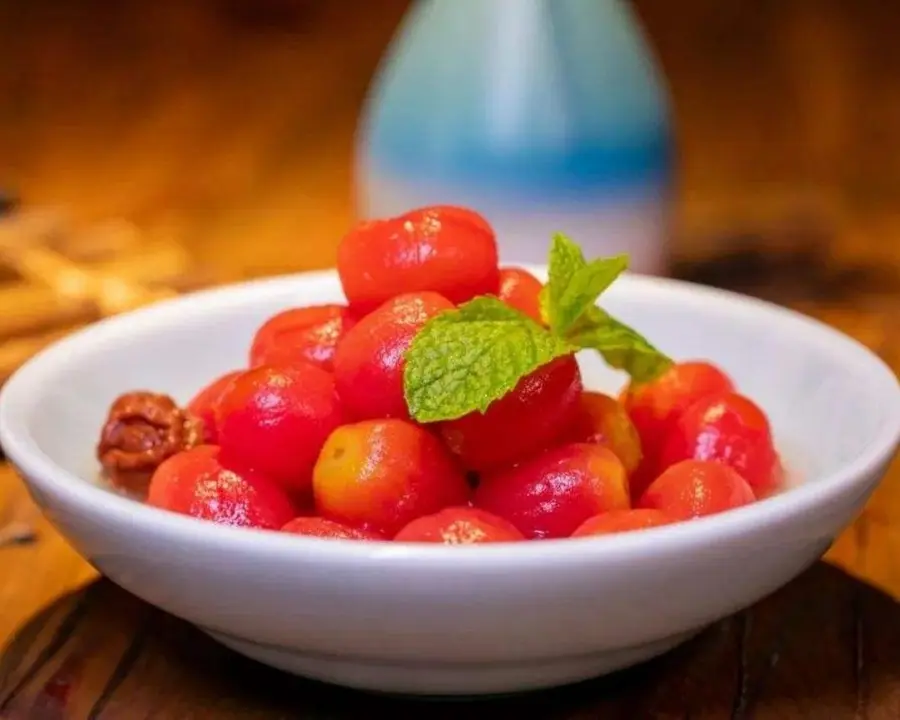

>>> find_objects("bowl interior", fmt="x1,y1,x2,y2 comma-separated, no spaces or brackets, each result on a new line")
4,269,900,501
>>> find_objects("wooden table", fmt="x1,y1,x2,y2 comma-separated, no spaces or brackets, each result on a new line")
2,1,900,717
0,562,896,719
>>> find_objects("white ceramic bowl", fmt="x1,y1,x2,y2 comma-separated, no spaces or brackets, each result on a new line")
2,268,899,697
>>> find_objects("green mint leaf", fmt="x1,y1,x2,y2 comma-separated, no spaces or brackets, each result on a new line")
547,232,586,287
555,254,629,333
544,233,586,329
404,296,575,422
568,306,673,384
544,233,629,334
538,284,552,326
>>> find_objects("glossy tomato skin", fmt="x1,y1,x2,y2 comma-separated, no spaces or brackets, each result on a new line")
568,391,643,476
621,361,735,499
497,267,544,323
659,391,781,495
186,370,242,444
333,291,454,421
439,355,583,472
312,419,470,538
147,445,296,529
474,443,630,539
249,304,356,372
414,205,495,235
281,516,384,540
638,459,756,520
336,205,499,315
571,508,673,537
394,507,525,544
215,363,344,492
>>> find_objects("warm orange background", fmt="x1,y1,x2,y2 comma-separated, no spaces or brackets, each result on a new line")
2,1,900,277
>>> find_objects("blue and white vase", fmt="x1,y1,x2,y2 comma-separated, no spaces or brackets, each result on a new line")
355,0,673,274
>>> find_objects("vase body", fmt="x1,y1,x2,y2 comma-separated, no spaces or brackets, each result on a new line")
356,0,672,273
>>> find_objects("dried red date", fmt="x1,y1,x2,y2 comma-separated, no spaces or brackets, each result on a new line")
97,391,203,496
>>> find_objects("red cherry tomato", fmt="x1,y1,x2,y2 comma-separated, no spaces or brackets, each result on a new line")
497,267,544,323
622,361,735,499
333,291,454,421
249,304,356,372
394,507,525,544
474,443,630,539
312,419,471,538
659,391,781,495
281,516,384,540
439,355,583,472
567,391,643,476
638,459,756,520
571,509,673,537
148,445,296,529
215,363,344,492
337,205,499,315
414,205,495,235
186,370,241,444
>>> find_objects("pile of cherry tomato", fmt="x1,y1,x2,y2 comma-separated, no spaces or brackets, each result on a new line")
100,205,785,544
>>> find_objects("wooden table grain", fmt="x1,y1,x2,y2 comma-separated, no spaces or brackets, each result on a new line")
2,1,900,717
0,562,898,719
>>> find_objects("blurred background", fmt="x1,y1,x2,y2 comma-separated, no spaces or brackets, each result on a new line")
0,0,897,269
0,0,898,372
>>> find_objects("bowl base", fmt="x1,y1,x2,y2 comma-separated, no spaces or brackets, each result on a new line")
202,627,700,696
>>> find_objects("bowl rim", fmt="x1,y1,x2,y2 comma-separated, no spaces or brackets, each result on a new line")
1,267,899,569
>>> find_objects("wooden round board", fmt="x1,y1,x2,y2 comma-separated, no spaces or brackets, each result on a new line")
0,561,897,719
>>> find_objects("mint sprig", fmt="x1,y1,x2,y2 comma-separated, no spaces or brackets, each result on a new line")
404,233,673,423
568,306,673,382
542,233,629,334
403,297,573,422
